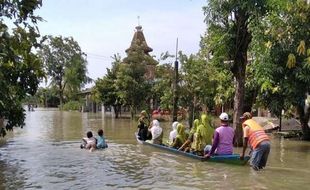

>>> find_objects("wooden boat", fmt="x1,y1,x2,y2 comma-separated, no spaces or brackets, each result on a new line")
135,132,250,165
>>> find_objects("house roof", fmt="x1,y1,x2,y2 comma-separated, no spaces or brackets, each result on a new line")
78,88,93,95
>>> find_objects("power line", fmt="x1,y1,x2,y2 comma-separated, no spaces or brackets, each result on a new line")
85,52,111,59
86,56,111,61
85,52,113,61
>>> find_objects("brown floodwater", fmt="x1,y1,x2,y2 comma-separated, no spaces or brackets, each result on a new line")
0,108,309,190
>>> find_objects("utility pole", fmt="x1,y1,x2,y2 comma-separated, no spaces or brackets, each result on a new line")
172,38,179,121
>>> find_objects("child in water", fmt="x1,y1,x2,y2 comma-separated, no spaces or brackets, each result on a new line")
80,131,97,152
96,129,108,149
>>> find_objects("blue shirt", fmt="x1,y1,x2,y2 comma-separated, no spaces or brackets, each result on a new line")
97,136,107,149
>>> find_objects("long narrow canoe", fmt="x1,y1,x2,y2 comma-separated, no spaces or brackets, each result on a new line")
135,132,250,165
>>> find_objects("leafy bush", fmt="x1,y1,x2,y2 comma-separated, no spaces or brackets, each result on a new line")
62,101,82,111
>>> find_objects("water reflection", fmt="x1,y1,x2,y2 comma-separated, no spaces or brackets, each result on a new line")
0,108,309,189
280,137,285,164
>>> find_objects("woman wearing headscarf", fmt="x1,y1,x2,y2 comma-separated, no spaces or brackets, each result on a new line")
193,114,214,156
137,110,150,141
171,123,187,149
147,119,163,145
178,119,199,152
169,121,178,145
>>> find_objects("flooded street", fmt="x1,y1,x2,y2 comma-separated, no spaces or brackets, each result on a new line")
0,109,309,190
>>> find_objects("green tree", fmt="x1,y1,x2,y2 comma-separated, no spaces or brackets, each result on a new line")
39,35,90,107
0,0,44,136
152,52,175,111
93,54,122,118
202,0,269,145
179,53,215,127
116,42,157,119
34,87,60,107
251,0,310,140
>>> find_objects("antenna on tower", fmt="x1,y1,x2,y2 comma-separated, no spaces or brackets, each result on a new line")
175,38,178,61
137,16,140,26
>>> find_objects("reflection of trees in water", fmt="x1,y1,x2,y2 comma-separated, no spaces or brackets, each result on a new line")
2,110,310,189
271,136,310,169
280,137,285,165
0,158,28,189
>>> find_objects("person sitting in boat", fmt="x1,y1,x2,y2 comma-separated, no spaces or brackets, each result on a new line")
146,119,163,145
178,119,199,152
96,129,108,149
171,123,187,149
137,110,150,141
192,114,214,156
80,131,97,152
204,112,234,158
168,121,178,145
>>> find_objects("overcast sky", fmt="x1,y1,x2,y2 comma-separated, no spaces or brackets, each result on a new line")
36,0,206,85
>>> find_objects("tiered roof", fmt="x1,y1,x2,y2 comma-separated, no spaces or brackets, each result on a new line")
125,25,153,54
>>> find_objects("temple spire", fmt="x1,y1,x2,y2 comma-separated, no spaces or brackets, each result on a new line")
125,25,153,54
123,25,158,80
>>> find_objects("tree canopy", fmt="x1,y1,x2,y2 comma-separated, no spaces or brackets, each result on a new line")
251,0,310,139
0,0,44,136
116,48,154,118
202,0,269,145
39,35,90,107
93,54,122,118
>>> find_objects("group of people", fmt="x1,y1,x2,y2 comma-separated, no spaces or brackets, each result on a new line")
80,129,108,152
137,110,163,144
137,110,270,171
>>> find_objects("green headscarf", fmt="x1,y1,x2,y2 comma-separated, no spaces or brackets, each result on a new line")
176,123,187,143
195,114,214,151
201,114,207,126
190,119,199,136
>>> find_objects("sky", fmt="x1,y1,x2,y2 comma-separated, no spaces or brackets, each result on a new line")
36,0,207,86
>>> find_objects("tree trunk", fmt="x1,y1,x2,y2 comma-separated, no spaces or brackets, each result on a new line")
297,105,310,140
59,90,63,108
0,117,6,137
300,122,310,140
114,105,119,118
231,9,251,147
188,102,194,129
130,105,134,120
232,65,246,147
279,114,282,132
58,81,63,108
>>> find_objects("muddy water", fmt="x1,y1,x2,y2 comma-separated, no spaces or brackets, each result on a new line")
0,108,309,190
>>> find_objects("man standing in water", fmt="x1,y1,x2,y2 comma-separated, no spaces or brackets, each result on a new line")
240,112,271,170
